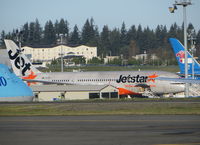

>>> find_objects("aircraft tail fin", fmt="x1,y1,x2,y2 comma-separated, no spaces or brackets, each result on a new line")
0,63,33,100
169,38,200,75
4,39,41,77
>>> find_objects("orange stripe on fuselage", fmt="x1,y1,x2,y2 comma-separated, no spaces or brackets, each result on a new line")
118,88,139,95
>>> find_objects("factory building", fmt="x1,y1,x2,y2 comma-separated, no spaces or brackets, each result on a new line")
31,85,119,102
22,44,97,63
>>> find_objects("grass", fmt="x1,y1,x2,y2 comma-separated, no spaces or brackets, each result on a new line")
0,98,200,116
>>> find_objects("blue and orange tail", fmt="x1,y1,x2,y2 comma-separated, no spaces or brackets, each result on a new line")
169,38,200,76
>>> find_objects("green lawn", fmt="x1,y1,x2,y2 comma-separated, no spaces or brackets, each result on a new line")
0,98,200,116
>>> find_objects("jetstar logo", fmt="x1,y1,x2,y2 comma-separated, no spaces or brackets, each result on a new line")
116,73,158,83
8,49,31,76
147,73,158,83
22,71,37,86
176,50,185,63
22,71,37,80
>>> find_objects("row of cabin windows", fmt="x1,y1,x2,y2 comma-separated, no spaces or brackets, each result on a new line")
52,80,70,82
52,79,117,82
78,79,117,82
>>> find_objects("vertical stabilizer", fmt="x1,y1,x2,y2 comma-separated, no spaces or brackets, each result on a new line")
4,39,41,76
0,63,33,101
169,38,200,76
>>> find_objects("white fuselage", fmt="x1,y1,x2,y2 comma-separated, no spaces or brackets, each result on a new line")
33,71,185,95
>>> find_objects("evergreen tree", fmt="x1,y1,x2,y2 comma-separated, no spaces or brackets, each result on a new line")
82,19,91,44
54,20,59,35
100,25,110,57
33,19,42,44
44,20,56,44
59,19,69,42
127,25,137,42
29,22,35,44
136,24,144,53
70,25,81,45
169,23,183,43
22,22,29,45
129,40,139,58
109,28,120,56
91,25,100,47
120,22,128,46
81,18,95,45
188,23,194,30
0,30,5,46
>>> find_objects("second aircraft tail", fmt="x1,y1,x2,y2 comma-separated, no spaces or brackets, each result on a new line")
169,38,200,76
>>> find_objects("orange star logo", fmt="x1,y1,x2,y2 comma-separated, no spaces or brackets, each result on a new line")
147,73,158,83
22,71,37,86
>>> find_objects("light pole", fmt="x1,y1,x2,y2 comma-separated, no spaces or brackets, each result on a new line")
188,29,196,79
169,0,192,98
59,34,65,72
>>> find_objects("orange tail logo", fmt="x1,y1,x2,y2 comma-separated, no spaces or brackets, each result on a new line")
22,71,37,86
147,73,158,83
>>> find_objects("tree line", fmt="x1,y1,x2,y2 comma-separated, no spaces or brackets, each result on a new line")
1,18,200,65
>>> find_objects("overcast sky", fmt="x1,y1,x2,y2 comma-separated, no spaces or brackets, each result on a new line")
0,0,199,33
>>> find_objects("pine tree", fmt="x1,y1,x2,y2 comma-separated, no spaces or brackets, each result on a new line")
81,19,91,44
120,22,128,46
0,30,5,46
33,19,42,44
22,22,29,45
110,28,120,56
129,40,139,58
127,25,137,42
44,20,56,44
54,20,59,35
100,25,110,57
81,18,95,45
70,25,81,45
29,22,35,44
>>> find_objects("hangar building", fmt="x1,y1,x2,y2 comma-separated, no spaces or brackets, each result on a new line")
31,85,119,101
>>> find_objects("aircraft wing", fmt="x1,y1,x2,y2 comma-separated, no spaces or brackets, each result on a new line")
23,79,106,86
23,79,74,85
156,77,200,84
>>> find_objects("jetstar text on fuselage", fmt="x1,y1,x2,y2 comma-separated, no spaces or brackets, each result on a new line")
116,75,148,83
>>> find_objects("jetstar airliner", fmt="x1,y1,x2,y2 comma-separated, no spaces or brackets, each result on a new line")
4,39,185,97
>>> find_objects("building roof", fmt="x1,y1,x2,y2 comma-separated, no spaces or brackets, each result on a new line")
24,44,95,49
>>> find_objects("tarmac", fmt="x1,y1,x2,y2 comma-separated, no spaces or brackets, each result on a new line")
0,115,200,145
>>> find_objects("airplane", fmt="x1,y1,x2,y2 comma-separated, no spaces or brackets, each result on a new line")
169,38,200,79
156,77,200,84
155,38,200,85
0,63,33,102
4,39,185,97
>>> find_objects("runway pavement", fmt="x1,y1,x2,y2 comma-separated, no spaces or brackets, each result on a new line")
0,115,200,145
